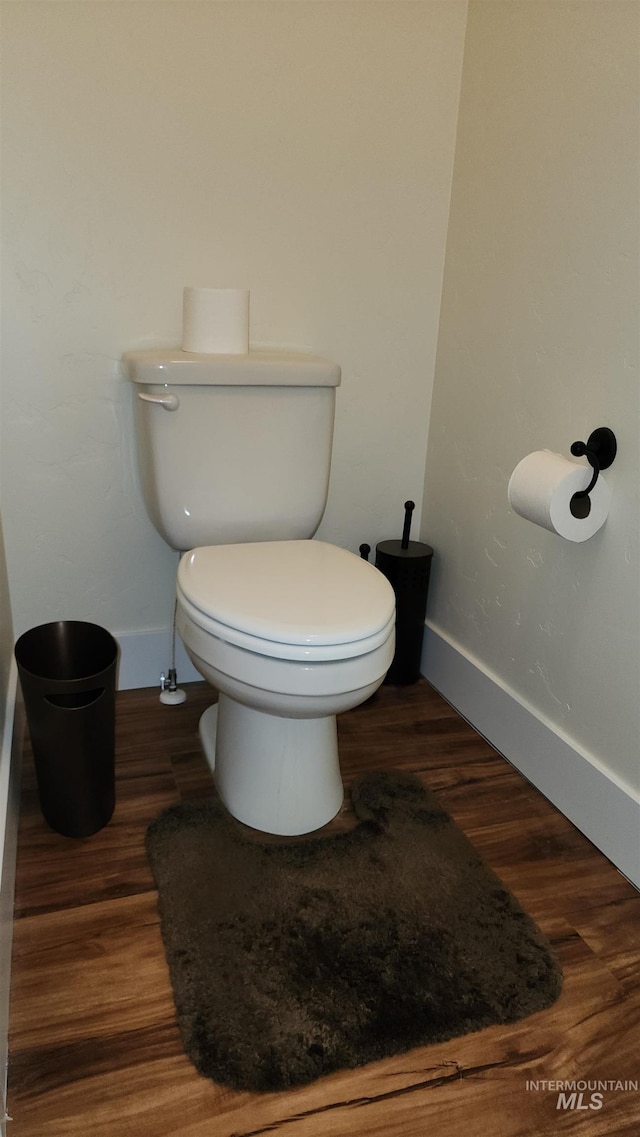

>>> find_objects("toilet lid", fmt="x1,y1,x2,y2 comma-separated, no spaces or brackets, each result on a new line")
177,540,395,647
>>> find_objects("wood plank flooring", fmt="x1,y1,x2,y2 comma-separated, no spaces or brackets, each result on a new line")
8,679,640,1135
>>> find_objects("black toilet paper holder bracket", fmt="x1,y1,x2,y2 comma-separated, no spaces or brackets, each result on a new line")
570,427,617,501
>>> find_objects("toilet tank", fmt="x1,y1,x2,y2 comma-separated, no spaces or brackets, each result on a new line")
123,349,341,551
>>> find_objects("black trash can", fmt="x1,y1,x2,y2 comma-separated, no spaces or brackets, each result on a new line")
15,621,118,838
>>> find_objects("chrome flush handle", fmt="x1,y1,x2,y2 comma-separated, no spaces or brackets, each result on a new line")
137,390,180,411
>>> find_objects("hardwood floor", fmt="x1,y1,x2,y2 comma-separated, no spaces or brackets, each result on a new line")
8,680,640,1136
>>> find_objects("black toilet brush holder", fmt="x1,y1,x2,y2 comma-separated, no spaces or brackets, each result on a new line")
375,501,433,686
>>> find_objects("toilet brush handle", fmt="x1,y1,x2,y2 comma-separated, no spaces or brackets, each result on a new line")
401,501,415,550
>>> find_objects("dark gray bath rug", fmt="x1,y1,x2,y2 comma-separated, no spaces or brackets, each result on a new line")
146,770,562,1092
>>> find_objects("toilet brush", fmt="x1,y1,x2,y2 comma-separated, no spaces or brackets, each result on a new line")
375,501,433,685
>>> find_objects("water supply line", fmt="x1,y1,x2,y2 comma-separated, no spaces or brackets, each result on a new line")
160,555,187,705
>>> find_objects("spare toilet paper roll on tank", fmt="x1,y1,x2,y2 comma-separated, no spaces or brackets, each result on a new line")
182,287,250,354
507,450,611,542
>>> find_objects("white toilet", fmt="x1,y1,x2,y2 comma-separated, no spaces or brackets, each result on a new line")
123,348,395,835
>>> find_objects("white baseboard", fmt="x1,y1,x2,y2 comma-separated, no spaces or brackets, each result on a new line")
0,660,25,1133
115,629,203,691
421,623,640,890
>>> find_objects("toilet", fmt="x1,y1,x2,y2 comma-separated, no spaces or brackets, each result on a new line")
123,347,395,835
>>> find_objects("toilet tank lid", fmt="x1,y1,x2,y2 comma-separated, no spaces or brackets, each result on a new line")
122,348,341,386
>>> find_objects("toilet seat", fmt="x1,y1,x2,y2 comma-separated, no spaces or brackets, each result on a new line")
177,587,396,663
177,539,395,663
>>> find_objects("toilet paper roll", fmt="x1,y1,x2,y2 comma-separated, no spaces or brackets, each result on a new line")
507,450,610,542
182,287,249,354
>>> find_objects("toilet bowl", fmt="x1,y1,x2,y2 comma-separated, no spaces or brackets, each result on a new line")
176,539,395,835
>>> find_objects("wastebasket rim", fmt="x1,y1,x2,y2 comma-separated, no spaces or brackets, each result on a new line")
14,621,118,682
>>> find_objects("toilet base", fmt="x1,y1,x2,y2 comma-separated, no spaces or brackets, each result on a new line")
199,694,344,836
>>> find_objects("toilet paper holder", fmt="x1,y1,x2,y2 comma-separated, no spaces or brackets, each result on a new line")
569,427,617,515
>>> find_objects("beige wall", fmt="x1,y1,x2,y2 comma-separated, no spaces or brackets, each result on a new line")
422,1,639,791
1,0,467,649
